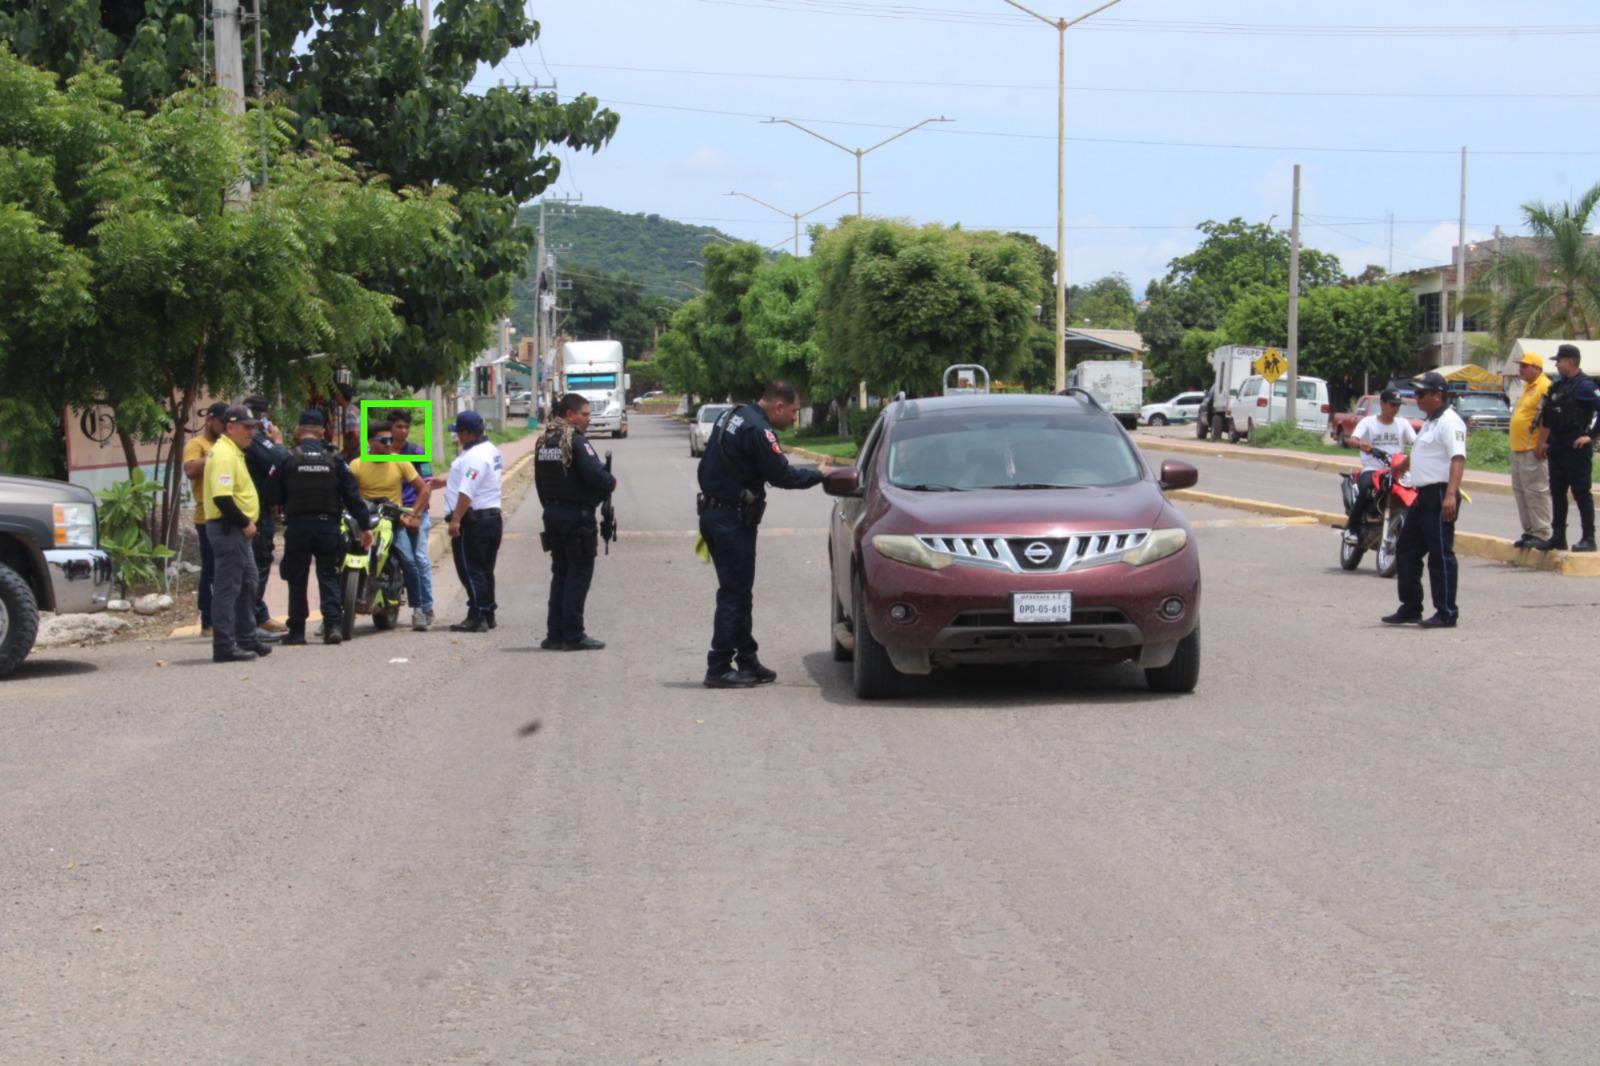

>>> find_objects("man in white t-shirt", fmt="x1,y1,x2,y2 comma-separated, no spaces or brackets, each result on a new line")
1344,388,1417,535
443,410,506,633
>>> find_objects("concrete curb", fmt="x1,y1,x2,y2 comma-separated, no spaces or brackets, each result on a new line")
1140,436,1514,498
1172,488,1600,577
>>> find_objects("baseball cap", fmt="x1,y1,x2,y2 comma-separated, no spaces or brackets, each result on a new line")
448,410,484,434
1517,352,1544,370
1378,388,1402,405
205,401,230,420
1557,343,1582,363
244,394,269,413
1412,371,1448,393
297,410,325,427
224,404,260,426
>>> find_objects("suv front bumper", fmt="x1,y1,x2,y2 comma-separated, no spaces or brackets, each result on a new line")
44,548,113,613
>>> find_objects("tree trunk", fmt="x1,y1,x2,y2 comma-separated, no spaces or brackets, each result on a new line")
834,397,850,440
116,423,140,482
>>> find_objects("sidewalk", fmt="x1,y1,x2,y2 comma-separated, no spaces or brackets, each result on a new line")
178,432,541,633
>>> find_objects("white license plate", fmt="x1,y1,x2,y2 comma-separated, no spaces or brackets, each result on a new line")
1012,591,1073,624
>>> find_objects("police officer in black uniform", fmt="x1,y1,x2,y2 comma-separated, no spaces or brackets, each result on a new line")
272,411,371,645
535,393,618,651
697,380,836,689
1535,343,1600,552
243,394,290,632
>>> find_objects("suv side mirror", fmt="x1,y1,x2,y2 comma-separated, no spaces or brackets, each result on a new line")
1158,460,1198,492
823,467,862,497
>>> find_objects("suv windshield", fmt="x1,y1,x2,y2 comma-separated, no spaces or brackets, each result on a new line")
886,412,1143,491
698,406,731,423
1456,394,1509,413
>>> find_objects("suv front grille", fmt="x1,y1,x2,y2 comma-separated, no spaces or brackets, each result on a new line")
916,531,1151,574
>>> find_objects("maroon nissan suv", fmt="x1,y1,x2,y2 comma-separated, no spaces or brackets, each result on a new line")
823,392,1201,699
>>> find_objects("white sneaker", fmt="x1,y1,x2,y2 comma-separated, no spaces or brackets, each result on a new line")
413,609,433,631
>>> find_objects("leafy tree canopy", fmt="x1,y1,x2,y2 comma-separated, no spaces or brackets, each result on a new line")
1470,183,1600,341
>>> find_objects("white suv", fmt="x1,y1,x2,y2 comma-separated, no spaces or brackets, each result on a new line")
689,404,734,458
1227,375,1331,442
1140,391,1205,427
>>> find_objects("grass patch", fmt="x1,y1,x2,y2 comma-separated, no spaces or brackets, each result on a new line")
1246,421,1346,456
778,427,859,460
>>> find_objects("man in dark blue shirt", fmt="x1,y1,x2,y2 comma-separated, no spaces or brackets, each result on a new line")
535,394,618,650
696,380,835,689
1535,344,1600,552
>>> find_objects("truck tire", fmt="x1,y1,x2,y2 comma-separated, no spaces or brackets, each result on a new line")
1117,414,1138,431
851,576,899,700
1145,624,1200,694
0,562,41,679
1196,412,1210,440
1228,418,1243,444
1211,414,1227,441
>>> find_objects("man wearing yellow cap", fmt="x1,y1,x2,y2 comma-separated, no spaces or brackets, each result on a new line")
1510,352,1553,549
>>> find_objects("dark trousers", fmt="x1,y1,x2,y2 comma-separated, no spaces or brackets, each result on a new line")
206,520,259,653
1548,440,1595,543
1396,483,1459,622
196,523,215,628
279,519,343,634
543,503,599,643
700,507,759,672
253,517,275,625
451,509,502,617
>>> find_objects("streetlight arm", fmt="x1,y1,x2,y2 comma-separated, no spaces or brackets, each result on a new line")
727,190,794,220
862,116,952,157
763,118,855,156
1000,0,1059,27
796,191,856,220
1062,0,1122,29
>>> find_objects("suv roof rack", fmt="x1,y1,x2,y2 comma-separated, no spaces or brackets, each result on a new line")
1059,387,1104,410
943,364,990,396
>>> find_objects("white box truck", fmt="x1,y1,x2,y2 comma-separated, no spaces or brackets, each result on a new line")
1198,345,1262,441
1065,360,1143,429
559,340,630,439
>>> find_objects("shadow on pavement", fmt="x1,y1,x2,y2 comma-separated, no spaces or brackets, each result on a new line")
3,657,99,680
801,651,1185,709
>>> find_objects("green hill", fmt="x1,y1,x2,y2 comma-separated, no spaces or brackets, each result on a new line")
513,204,744,299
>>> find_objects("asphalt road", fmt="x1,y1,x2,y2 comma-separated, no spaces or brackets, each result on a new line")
1135,425,1525,539
5,412,1600,1063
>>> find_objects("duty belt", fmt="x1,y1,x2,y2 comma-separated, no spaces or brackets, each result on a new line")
700,495,745,510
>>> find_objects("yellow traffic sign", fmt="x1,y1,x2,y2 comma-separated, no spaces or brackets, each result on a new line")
1254,348,1288,383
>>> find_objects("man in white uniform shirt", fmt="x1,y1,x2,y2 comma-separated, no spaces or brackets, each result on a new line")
1383,372,1467,629
443,410,505,633
1344,388,1417,536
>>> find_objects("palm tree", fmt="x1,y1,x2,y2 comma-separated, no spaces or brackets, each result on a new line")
1474,183,1600,341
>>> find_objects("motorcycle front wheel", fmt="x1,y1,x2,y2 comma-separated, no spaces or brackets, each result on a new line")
1376,508,1404,579
1339,529,1365,570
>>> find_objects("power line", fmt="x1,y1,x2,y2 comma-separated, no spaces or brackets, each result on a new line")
542,60,1600,101
469,84,1600,157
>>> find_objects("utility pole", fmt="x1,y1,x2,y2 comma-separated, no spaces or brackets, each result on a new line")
212,1,249,204
1387,211,1395,275
1287,163,1302,427
420,0,431,47
762,116,952,218
726,190,854,256
1454,146,1468,363
1000,0,1123,392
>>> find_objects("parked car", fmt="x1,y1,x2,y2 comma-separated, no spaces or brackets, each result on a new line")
824,391,1202,699
1329,393,1426,445
507,391,532,418
0,475,114,676
689,403,735,458
1140,391,1206,427
632,389,664,410
1226,375,1331,442
1454,391,1512,433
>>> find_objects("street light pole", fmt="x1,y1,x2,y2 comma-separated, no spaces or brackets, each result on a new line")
727,190,855,256
762,116,953,218
1001,0,1122,392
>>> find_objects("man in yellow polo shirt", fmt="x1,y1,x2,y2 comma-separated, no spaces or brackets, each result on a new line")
1510,352,1553,549
204,405,272,663
349,419,432,627
182,402,227,633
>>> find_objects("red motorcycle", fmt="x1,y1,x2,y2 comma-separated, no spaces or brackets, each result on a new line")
1337,446,1416,578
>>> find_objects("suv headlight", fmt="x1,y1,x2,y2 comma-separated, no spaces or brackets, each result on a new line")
1123,527,1187,566
54,503,97,549
872,534,952,571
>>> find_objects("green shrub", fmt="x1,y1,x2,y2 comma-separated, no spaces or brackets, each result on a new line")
1248,421,1328,452
97,470,175,597
1466,430,1512,472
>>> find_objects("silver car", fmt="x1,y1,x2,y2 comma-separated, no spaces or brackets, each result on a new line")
689,404,734,458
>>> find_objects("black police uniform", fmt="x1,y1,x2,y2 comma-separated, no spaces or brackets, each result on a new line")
696,403,823,678
534,427,616,646
244,427,289,624
1538,371,1600,547
272,438,368,639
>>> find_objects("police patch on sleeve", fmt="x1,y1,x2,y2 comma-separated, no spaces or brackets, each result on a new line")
585,443,596,457
217,474,231,486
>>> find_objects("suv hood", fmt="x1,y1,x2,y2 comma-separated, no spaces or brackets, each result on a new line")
0,473,96,505
880,481,1170,533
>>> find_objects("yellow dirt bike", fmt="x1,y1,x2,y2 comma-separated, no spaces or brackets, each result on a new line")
337,500,412,639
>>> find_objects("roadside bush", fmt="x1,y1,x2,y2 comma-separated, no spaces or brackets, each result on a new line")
1466,430,1512,472
1248,422,1327,452
97,471,176,597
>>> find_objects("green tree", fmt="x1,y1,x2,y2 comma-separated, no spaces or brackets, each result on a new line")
812,218,1043,398
1473,183,1600,340
538,265,674,359
1220,282,1418,384
741,255,821,393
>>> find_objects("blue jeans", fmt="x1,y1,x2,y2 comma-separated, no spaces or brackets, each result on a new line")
391,516,426,612
196,523,215,628
409,513,434,612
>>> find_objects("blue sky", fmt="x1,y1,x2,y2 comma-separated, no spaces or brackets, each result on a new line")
481,1,1600,295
